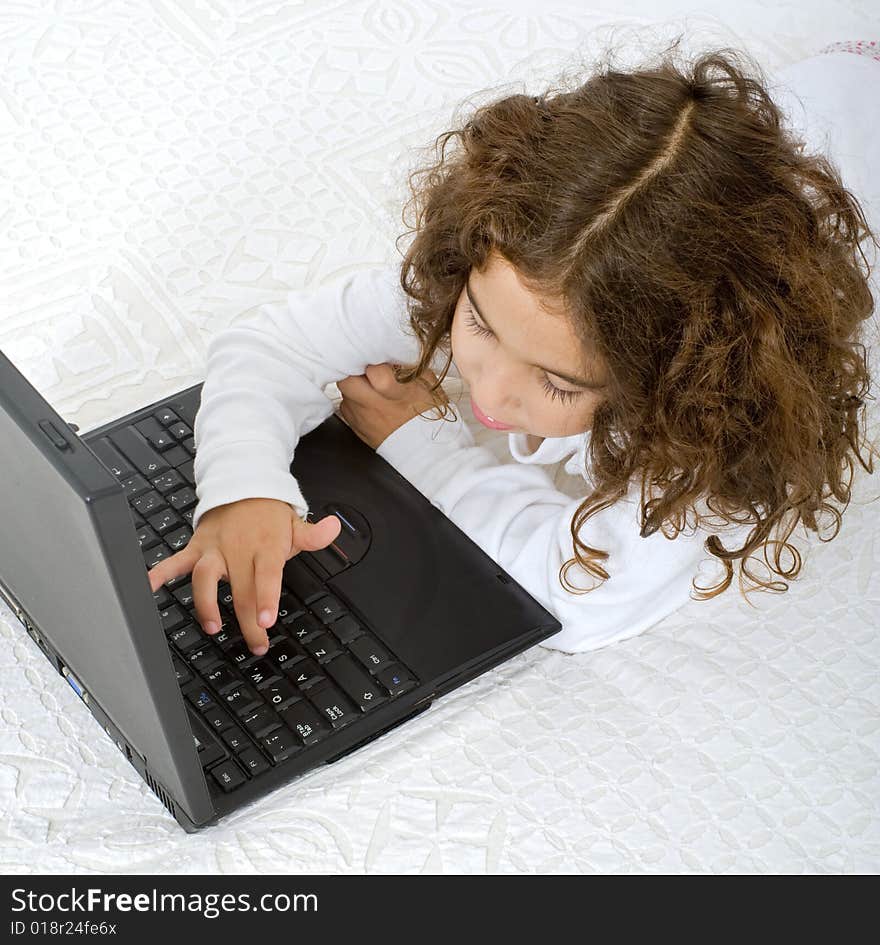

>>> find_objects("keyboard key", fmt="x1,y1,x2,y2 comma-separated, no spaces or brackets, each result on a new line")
214,620,243,650
178,457,195,485
223,684,264,717
110,426,169,478
196,739,226,769
121,473,152,499
237,746,270,776
260,677,300,711
163,568,190,591
183,683,215,712
241,705,282,739
259,725,301,764
328,614,364,645
143,544,172,569
147,508,183,536
165,525,193,551
132,489,167,517
310,593,348,625
286,658,325,689
153,406,180,426
209,759,247,792
169,623,206,654
91,437,134,479
204,664,245,694
225,641,260,668
276,592,306,623
267,638,306,673
220,725,251,753
306,682,356,730
152,577,173,600
136,524,161,551
282,557,326,604
304,632,342,664
159,604,189,634
187,706,226,762
202,706,235,733
286,612,323,643
171,653,192,685
168,486,197,512
186,704,215,745
348,634,394,674
161,444,190,468
171,582,195,609
168,420,192,441
377,664,418,697
279,700,327,746
324,655,388,712
135,416,177,451
243,658,280,689
150,469,188,495
186,645,223,675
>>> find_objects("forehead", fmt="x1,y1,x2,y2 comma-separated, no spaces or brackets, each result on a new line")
470,252,581,340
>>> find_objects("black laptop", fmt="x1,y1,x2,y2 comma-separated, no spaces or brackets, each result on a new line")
0,347,561,831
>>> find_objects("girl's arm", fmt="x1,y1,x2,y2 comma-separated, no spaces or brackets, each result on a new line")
376,414,714,653
191,264,420,532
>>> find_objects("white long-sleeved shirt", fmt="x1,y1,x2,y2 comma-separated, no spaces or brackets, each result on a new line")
190,261,727,654
190,51,878,654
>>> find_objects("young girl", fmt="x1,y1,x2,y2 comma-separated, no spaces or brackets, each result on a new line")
147,42,878,660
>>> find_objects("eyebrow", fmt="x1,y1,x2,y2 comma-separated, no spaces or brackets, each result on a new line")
465,278,604,389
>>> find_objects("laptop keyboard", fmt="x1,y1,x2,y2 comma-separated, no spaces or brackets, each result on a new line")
89,401,419,796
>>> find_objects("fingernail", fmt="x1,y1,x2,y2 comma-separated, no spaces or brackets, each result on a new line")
204,621,218,635
253,644,268,656
258,609,273,627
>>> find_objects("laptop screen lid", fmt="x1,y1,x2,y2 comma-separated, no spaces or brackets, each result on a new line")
0,348,214,826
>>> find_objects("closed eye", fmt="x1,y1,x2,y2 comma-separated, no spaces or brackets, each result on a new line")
463,304,584,405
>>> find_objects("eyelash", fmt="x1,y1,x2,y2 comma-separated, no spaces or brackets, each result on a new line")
463,305,584,404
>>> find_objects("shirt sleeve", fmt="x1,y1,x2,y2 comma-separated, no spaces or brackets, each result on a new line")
376,408,715,653
191,264,421,532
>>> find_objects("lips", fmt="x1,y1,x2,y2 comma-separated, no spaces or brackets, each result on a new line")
471,397,514,430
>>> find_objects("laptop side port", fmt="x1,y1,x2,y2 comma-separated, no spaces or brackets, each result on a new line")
61,664,88,703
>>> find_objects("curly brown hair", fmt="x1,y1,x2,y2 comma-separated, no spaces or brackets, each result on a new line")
389,38,879,600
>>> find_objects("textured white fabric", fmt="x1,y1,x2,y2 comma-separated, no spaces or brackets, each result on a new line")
0,1,878,873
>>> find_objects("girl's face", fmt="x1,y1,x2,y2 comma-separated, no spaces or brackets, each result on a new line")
450,251,607,439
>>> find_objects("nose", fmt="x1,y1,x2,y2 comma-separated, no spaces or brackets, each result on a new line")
471,368,518,423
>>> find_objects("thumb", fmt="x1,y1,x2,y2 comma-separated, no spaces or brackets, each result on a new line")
291,514,342,553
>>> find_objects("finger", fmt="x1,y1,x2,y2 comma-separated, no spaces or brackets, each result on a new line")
336,374,371,402
226,554,269,656
252,549,287,631
363,362,390,383
147,545,198,594
190,551,227,636
364,362,401,396
292,514,342,552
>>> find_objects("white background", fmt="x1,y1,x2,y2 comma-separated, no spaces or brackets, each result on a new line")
0,1,878,873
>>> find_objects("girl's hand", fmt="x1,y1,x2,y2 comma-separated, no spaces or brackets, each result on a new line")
336,362,448,450
146,498,341,656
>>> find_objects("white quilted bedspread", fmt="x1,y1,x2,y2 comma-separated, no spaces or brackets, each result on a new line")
1,1,878,874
